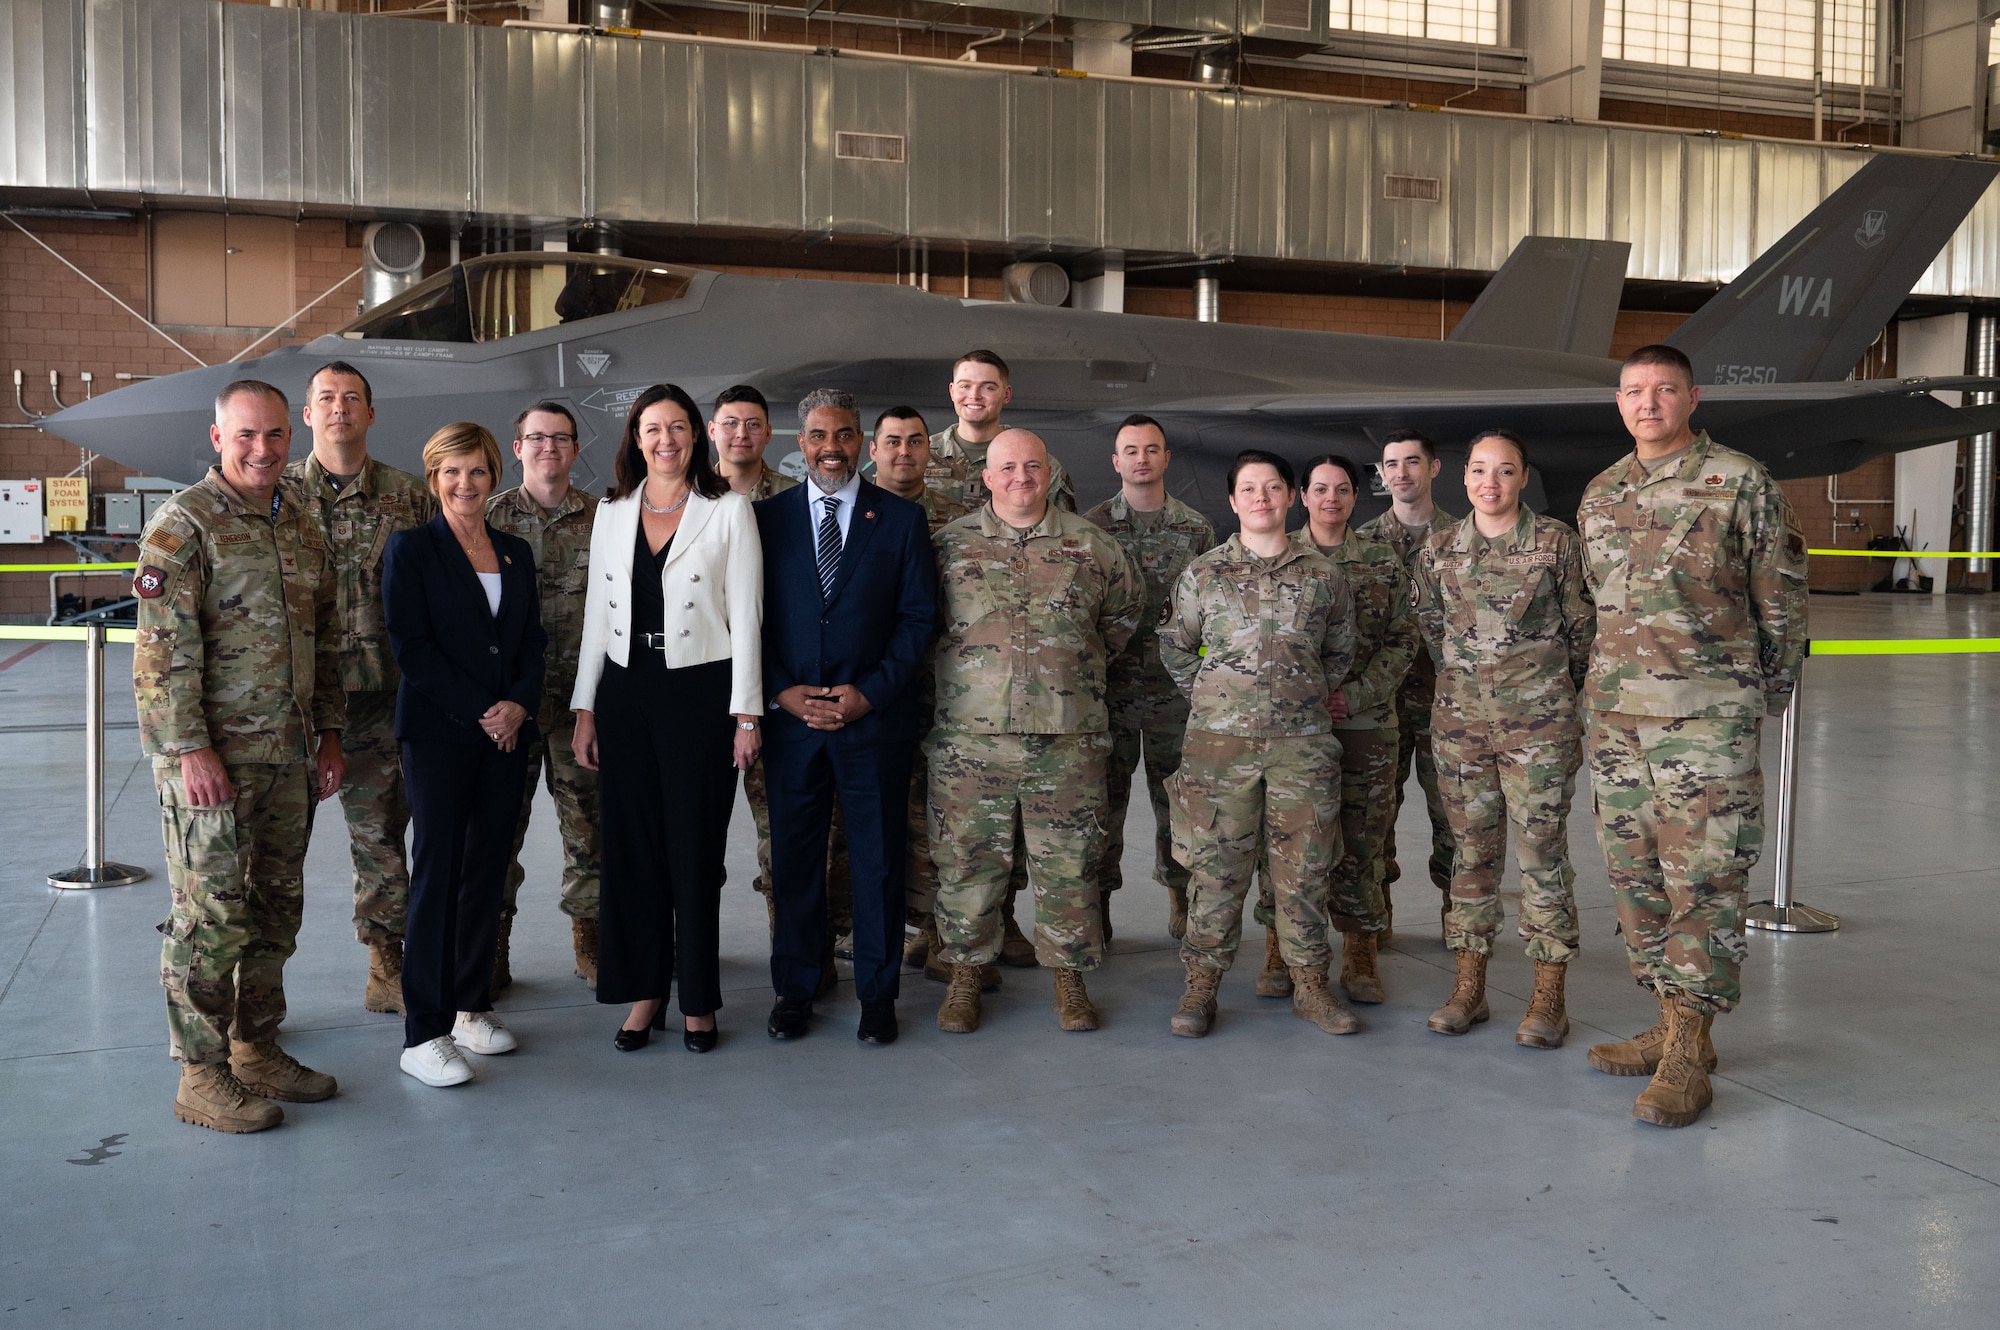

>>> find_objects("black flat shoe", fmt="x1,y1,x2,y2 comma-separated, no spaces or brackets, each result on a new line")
767,996,812,1040
857,999,898,1046
683,1020,718,1053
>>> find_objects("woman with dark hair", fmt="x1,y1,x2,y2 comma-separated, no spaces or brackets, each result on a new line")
1412,428,1594,1047
571,384,763,1052
1245,453,1421,1007
1157,450,1359,1039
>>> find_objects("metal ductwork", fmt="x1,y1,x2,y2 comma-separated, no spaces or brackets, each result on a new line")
1193,268,1220,322
590,1,635,28
1195,42,1237,86
1970,314,1997,576
1002,262,1070,307
360,222,426,314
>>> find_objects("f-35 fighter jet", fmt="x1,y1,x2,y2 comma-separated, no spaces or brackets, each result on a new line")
44,153,2000,525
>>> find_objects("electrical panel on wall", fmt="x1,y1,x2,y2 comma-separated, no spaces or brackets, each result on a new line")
0,481,46,544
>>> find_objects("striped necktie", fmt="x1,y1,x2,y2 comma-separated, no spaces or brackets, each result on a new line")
816,494,842,600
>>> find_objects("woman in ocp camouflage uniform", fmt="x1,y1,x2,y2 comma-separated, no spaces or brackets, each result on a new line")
1158,451,1357,1039
1414,430,1595,1048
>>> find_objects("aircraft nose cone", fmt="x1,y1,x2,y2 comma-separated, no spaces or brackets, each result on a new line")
43,364,246,485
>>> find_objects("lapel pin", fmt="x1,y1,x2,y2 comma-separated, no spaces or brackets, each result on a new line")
865,510,875,519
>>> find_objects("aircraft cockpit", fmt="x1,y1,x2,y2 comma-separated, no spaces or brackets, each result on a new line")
339,254,699,343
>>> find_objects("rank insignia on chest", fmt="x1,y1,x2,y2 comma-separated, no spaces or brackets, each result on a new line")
134,566,166,599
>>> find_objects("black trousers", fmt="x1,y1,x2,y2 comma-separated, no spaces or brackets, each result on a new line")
595,657,737,1015
400,737,531,1048
765,729,912,1003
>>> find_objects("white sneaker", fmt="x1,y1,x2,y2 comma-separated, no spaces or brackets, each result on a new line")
400,1036,473,1087
452,1010,518,1055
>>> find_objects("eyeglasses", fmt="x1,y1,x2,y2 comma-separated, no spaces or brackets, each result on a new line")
519,433,577,450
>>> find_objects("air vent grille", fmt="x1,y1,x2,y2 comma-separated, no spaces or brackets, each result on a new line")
1263,0,1312,30
835,132,906,163
1382,174,1442,202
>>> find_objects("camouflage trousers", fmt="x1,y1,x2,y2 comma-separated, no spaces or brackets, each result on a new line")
1254,723,1397,935
337,689,412,944
1089,699,1191,896
928,730,1109,971
1435,727,1583,962
501,716,600,921
1586,711,1763,1014
155,762,311,1066
1174,729,1341,972
1381,696,1455,899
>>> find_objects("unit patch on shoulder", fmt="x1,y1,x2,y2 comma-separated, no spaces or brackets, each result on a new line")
141,528,185,558
134,566,167,599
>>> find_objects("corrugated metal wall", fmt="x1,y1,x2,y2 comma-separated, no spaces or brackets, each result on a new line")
4,0,1998,296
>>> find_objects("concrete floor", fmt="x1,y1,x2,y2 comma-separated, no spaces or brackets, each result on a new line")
1,593,1997,1327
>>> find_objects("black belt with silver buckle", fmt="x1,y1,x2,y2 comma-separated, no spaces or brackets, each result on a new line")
638,631,670,650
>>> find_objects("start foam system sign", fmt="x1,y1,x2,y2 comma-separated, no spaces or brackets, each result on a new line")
45,476,88,533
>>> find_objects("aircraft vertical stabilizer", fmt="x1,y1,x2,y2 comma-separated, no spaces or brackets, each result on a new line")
1666,154,1999,385
1449,237,1631,357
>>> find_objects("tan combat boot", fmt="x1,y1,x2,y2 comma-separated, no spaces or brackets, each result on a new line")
924,943,1002,991
903,917,935,970
1426,949,1489,1035
1340,931,1386,1005
175,1062,282,1133
1053,968,1101,1031
1633,999,1716,1128
998,906,1038,968
1290,965,1360,1034
1166,884,1189,940
364,938,404,1015
572,917,599,990
1170,963,1222,1038
1254,927,1293,998
491,912,514,992
937,962,984,1033
1514,959,1570,1049
1587,992,1720,1076
231,1039,337,1103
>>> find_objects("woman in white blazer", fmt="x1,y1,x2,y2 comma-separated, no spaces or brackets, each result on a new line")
572,383,762,1053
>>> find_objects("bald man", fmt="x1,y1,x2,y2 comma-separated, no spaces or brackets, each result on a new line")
925,430,1143,1035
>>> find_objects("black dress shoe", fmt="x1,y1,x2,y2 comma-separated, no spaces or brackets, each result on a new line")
613,1002,668,1052
767,997,813,1040
683,1018,718,1053
857,1000,898,1046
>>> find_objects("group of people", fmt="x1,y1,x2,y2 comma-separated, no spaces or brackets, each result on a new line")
133,338,1806,1138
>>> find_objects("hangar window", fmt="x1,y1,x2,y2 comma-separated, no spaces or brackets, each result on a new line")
340,255,697,343
1332,0,1502,46
1603,0,1879,86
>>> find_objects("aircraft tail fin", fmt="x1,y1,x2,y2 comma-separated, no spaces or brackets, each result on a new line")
1667,154,2000,385
1448,237,1630,357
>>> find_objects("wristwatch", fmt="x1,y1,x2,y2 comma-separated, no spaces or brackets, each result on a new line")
737,720,759,731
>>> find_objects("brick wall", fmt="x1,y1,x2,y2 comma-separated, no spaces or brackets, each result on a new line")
0,216,364,619
1598,97,1896,146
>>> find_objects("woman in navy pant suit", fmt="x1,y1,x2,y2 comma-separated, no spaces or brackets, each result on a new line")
383,422,546,1088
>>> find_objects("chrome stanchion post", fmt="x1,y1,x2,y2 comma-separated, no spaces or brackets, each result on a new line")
48,622,148,889
1746,660,1838,933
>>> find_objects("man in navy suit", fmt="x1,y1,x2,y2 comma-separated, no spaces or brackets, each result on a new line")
755,389,938,1044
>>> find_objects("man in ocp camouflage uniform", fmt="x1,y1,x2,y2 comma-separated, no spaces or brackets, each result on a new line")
1355,429,1459,939
1579,344,1807,1129
137,380,345,1134
487,400,600,991
928,350,1076,968
928,430,1142,1035
284,360,434,1015
1084,413,1215,943
862,407,999,992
